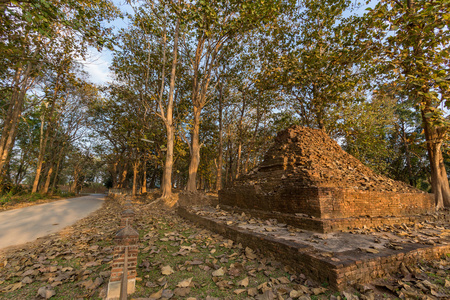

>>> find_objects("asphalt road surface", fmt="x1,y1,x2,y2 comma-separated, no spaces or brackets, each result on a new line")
0,194,105,249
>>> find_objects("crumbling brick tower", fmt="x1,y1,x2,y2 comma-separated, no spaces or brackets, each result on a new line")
219,125,435,232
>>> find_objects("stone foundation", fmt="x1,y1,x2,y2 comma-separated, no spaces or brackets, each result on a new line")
219,186,434,227
219,203,443,233
178,206,450,291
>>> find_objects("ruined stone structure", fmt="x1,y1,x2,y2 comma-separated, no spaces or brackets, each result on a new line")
219,126,435,232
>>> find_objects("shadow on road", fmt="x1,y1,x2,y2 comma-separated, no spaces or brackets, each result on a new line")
0,194,105,249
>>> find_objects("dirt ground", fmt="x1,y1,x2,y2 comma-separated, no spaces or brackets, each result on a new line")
0,193,449,299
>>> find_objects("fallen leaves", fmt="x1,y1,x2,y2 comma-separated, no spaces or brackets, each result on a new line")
248,287,258,296
160,265,174,275
3,194,450,300
245,247,257,260
290,289,303,298
3,282,23,292
37,286,56,299
277,276,290,284
173,287,190,297
161,289,174,298
237,276,249,287
149,288,163,299
176,277,193,288
21,276,33,284
211,267,225,277
0,197,123,298
233,288,246,294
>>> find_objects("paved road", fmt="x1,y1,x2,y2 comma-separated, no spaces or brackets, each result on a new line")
0,194,105,249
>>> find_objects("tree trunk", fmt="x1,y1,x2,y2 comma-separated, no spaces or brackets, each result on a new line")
1,132,17,183
0,65,25,182
244,99,261,173
149,167,157,188
71,168,79,194
32,110,47,193
42,164,54,194
15,160,26,185
141,159,147,194
0,67,20,166
42,135,58,194
0,84,28,185
187,106,201,192
439,160,450,205
186,32,220,192
216,82,224,191
162,124,175,197
161,15,179,199
422,108,450,209
112,161,118,188
117,158,128,189
236,143,242,179
15,128,33,185
119,168,128,189
400,121,414,185
51,147,65,191
235,93,246,179
132,160,139,196
32,86,58,193
0,53,41,188
226,126,233,186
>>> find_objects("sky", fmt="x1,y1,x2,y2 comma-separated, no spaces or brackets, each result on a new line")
81,0,133,85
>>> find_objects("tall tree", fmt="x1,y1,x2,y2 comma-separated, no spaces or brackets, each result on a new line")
183,0,289,191
260,0,368,137
0,0,120,191
366,0,450,208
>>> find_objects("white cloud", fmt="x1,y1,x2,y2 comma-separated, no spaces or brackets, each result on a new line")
79,48,113,85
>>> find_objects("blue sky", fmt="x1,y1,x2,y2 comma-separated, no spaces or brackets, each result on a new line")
81,0,133,85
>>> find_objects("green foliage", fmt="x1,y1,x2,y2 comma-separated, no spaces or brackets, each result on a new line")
2,0,447,195
259,0,369,135
341,93,397,174
0,191,46,205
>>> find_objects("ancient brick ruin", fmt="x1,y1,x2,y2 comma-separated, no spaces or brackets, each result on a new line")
177,126,446,290
219,125,435,232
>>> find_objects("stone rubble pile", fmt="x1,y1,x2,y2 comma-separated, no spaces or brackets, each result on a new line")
239,125,420,193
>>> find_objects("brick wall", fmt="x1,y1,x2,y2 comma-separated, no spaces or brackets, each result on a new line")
219,185,434,223
321,188,435,219
219,185,322,217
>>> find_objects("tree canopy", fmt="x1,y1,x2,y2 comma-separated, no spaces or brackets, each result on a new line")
1,0,449,208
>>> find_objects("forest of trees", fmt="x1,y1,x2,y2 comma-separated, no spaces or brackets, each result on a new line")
1,0,449,207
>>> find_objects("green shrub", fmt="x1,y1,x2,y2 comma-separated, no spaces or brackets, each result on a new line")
59,191,76,198
0,192,13,204
28,192,45,202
